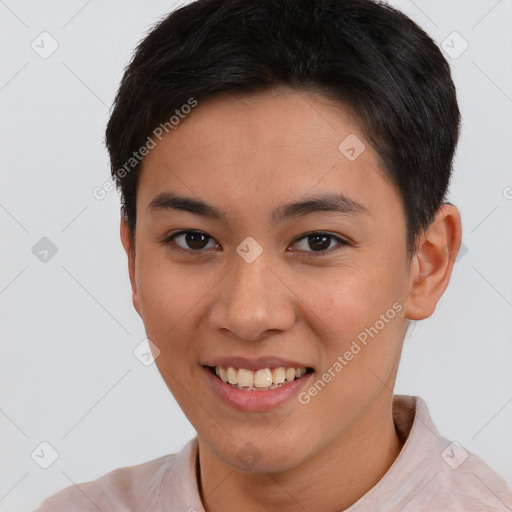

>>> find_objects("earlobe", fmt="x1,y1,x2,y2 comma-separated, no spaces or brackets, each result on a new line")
404,204,462,320
120,217,142,317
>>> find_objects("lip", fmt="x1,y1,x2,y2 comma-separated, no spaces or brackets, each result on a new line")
201,355,312,371
203,365,314,412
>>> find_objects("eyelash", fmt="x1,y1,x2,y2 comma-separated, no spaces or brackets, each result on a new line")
161,230,349,258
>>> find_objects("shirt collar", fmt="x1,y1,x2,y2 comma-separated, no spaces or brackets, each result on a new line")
162,395,441,511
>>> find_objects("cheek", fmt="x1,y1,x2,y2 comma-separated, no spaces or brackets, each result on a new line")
291,265,406,433
296,263,402,336
134,257,215,410
134,252,212,354
293,259,407,386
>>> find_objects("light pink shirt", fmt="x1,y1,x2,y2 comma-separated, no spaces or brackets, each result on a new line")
35,395,512,511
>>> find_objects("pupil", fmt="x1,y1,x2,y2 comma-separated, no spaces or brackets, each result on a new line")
186,232,208,250
309,234,330,251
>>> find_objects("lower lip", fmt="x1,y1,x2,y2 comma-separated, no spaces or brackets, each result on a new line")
203,366,313,412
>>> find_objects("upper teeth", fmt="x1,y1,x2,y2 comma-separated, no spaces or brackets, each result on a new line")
215,366,307,389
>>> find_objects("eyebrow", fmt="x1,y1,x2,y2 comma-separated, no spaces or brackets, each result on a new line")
148,193,229,223
147,191,369,225
271,193,369,224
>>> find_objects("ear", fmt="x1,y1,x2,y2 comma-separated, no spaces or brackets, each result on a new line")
120,217,142,317
404,203,462,320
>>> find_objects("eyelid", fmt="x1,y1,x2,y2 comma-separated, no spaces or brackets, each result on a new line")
161,229,349,256
288,231,349,255
162,229,220,253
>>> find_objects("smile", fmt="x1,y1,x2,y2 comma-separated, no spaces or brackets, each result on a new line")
209,365,311,391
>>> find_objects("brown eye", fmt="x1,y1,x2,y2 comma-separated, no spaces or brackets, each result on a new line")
169,231,217,251
307,234,331,251
184,232,209,249
291,232,347,254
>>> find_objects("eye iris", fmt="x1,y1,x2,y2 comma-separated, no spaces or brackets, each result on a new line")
308,234,330,251
186,232,209,250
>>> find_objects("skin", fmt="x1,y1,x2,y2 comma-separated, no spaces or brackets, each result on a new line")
120,87,462,512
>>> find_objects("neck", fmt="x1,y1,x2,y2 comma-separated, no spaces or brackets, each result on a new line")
198,394,404,512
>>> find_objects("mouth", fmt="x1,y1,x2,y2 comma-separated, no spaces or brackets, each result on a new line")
204,365,314,391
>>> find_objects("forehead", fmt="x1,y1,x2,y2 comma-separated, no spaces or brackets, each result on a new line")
137,88,402,225
148,88,367,167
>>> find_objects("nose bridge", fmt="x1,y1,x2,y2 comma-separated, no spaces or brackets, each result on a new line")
209,247,295,340
231,254,271,305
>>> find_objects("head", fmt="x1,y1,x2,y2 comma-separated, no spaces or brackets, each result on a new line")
106,0,462,473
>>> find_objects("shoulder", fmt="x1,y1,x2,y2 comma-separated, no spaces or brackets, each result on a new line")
34,452,180,511
389,396,512,511
356,396,512,511
432,449,512,511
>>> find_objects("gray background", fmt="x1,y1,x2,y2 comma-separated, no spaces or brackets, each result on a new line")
0,0,511,510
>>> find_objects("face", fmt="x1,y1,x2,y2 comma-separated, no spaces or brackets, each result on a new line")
124,88,414,473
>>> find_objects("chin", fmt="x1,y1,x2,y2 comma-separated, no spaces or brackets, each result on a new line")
217,438,309,474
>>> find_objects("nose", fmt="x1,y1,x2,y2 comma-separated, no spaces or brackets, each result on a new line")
208,252,296,341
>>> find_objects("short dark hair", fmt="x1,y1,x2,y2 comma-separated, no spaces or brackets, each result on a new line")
105,0,460,255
